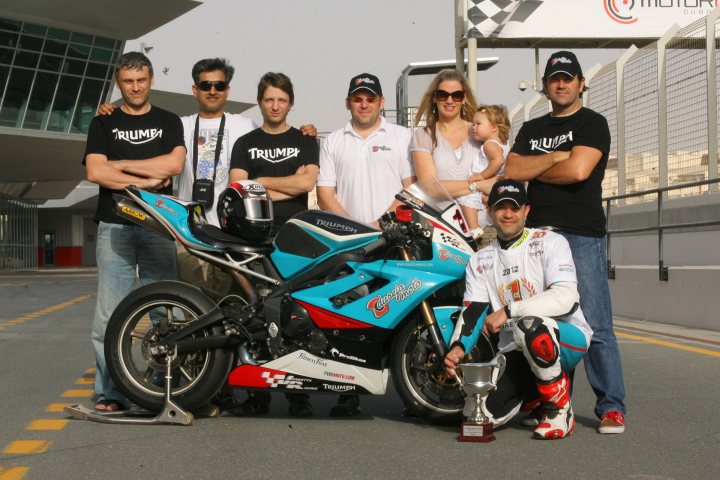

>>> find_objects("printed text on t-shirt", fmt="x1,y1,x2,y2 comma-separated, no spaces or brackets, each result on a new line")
112,128,163,144
528,131,573,153
248,147,300,162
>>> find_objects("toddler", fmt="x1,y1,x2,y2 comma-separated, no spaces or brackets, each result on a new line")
458,105,511,240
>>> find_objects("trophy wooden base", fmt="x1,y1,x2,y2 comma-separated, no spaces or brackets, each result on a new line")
458,421,496,442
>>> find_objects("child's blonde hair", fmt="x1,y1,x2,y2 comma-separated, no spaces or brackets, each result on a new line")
475,105,510,143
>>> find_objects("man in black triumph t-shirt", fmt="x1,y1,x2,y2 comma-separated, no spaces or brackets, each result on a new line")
230,72,319,231
505,51,627,435
83,52,186,412
228,72,319,417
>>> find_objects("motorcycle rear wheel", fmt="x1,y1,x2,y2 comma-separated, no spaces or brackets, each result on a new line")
390,318,464,425
105,280,234,412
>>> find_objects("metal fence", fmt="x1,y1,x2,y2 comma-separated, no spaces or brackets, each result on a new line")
510,10,720,205
0,194,37,271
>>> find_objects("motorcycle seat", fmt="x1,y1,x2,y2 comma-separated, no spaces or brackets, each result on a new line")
190,222,275,255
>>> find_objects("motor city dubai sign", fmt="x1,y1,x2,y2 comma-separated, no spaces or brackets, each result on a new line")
467,0,718,39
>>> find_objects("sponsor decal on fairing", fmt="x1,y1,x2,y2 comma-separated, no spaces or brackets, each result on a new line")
438,247,468,265
366,279,422,318
330,348,367,364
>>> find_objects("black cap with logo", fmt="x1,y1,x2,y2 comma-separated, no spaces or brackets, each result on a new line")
489,179,528,207
348,73,383,97
543,51,583,80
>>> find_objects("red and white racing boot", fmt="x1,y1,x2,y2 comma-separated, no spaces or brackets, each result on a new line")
533,372,574,439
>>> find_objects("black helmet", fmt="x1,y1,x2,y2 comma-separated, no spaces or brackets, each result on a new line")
217,181,274,242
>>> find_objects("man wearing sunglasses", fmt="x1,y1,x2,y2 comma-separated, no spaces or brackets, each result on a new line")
317,73,414,416
317,73,414,227
100,59,315,292
505,51,626,435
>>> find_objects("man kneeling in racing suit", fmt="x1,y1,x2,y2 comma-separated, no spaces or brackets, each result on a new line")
444,179,593,439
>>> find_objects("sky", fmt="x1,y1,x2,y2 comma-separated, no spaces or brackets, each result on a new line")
122,0,627,132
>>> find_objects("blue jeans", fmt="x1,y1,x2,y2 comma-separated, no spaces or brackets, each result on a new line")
558,232,626,418
91,222,177,403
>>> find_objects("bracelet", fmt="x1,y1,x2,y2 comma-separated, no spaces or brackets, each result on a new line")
504,304,512,318
467,179,478,194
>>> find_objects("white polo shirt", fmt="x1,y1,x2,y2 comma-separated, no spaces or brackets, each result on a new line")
177,113,256,226
317,117,413,224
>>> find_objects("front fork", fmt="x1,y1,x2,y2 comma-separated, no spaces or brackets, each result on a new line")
399,246,448,360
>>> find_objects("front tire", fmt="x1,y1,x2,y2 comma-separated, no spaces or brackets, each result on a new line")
390,318,464,425
105,281,234,412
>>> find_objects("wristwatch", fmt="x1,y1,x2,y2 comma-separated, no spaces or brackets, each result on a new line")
467,179,478,193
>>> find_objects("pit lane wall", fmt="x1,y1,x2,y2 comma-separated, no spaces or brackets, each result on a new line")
607,195,719,331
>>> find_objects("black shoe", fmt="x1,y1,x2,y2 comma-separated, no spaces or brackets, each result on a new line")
287,394,314,418
329,394,361,417
192,402,221,418
226,392,271,416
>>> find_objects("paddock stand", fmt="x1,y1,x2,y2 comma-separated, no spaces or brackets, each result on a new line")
64,348,195,426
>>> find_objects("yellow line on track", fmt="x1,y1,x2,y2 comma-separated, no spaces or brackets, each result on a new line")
61,389,93,398
0,294,93,328
616,331,720,358
2,440,51,455
0,467,31,480
45,403,75,413
26,419,68,431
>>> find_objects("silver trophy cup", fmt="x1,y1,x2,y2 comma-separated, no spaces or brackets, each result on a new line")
457,354,506,442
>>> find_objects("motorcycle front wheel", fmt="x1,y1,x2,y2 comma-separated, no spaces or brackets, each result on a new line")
390,318,464,425
105,280,234,412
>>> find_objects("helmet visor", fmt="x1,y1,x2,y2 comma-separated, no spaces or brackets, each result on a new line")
245,197,273,221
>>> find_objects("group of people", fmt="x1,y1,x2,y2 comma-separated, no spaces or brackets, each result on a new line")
83,49,626,437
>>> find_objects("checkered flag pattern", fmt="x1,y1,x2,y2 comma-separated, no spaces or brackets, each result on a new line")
467,0,544,38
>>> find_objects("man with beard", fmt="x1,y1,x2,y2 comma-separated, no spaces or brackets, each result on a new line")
444,179,592,439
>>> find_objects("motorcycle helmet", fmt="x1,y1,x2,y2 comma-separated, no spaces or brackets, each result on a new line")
217,180,274,242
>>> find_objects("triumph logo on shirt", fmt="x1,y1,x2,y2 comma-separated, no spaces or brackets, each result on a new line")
112,128,163,144
528,131,573,153
248,147,300,163
371,145,391,152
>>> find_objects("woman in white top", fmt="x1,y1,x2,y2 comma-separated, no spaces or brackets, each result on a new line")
410,69,496,216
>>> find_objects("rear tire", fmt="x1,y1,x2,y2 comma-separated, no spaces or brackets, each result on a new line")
390,318,464,425
105,281,234,412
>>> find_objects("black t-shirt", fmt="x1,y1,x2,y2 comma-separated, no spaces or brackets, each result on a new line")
230,127,319,227
510,107,610,237
83,106,185,224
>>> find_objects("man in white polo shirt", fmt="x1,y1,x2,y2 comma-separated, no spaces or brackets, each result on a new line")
317,73,414,228
317,73,415,415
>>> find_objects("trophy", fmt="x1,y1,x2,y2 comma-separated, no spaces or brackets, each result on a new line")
456,354,506,442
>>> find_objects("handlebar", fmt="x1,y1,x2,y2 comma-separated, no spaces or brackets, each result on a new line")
357,236,387,256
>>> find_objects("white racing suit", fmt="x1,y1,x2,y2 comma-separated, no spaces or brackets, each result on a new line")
450,228,593,436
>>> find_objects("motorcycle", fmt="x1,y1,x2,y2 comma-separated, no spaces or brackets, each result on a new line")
105,179,477,424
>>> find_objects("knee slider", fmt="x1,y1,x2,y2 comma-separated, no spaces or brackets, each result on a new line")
515,316,559,369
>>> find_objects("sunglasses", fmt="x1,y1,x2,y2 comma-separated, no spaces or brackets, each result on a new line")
350,95,380,104
197,81,228,92
434,89,465,102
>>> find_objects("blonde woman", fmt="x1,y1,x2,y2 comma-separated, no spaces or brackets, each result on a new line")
410,70,496,230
